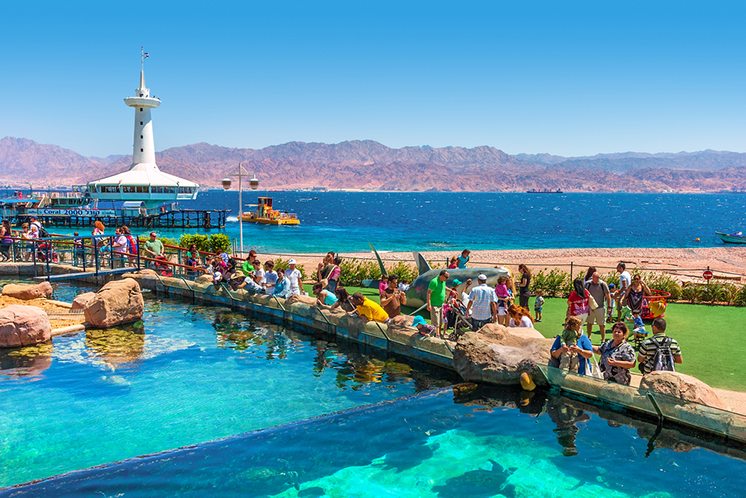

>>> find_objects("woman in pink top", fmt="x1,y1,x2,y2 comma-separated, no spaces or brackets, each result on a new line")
566,278,590,324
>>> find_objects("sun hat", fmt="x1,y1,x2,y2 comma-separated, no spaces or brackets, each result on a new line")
478,274,487,281
288,258,296,264
452,279,462,285
411,316,427,328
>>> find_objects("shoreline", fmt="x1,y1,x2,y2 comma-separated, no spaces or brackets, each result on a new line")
262,246,746,282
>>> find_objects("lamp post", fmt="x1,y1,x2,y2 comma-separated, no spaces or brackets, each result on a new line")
222,164,259,255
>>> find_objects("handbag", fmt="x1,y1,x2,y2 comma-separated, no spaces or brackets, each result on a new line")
588,291,599,311
588,353,603,379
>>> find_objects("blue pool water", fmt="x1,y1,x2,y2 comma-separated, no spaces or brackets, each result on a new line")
49,191,746,253
7,387,745,497
0,288,455,487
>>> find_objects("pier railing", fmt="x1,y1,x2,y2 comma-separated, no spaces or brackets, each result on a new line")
0,234,143,279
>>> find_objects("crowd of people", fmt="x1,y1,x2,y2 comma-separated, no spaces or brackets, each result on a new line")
0,226,685,385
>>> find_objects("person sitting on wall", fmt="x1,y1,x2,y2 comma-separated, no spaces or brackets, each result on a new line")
350,292,389,324
272,269,292,298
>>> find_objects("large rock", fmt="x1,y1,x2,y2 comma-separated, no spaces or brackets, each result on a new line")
84,278,144,328
639,371,727,410
453,323,552,385
0,305,52,347
1,282,53,300
71,292,96,311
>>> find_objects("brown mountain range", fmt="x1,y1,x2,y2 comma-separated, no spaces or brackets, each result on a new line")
1,136,744,192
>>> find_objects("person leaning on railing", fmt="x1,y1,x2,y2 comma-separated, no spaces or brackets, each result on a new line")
0,220,12,261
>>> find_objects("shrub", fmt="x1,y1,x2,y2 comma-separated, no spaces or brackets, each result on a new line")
699,282,727,304
339,259,381,287
207,234,231,254
721,283,740,305
681,284,703,304
735,285,746,307
387,261,419,283
179,234,210,252
530,269,571,297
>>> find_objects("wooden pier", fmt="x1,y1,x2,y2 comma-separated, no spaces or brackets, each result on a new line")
12,209,228,230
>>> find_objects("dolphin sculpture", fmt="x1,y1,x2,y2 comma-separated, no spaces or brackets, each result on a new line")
370,245,510,309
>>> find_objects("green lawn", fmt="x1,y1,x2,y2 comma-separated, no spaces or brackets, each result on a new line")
306,285,746,391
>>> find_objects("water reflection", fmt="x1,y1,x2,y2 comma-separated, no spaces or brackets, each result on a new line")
84,325,146,368
211,310,454,392
0,343,53,379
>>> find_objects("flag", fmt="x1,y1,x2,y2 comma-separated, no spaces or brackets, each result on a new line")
143,52,150,59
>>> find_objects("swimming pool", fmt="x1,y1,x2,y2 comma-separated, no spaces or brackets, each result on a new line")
0,287,455,487
6,386,745,497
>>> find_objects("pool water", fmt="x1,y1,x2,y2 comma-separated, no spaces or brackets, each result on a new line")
0,288,455,487
6,387,745,497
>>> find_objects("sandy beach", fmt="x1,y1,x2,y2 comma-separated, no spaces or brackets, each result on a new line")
265,246,746,283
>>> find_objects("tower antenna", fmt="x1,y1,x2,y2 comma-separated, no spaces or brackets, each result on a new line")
140,47,150,72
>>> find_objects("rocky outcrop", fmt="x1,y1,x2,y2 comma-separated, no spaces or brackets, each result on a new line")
639,371,727,410
84,278,144,328
0,305,52,347
71,292,96,311
1,281,53,300
453,324,552,385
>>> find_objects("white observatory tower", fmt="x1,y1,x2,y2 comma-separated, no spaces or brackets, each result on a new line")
88,50,198,207
125,53,161,168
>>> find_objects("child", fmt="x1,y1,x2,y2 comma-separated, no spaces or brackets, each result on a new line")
606,283,616,322
495,276,511,326
457,249,471,269
73,232,85,266
558,316,582,370
412,315,436,336
534,290,545,322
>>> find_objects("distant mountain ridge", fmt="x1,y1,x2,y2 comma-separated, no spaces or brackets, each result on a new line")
1,136,744,192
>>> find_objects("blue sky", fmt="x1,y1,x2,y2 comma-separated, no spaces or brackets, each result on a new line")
2,1,745,156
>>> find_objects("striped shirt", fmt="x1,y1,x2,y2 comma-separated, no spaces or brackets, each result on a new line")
638,334,681,374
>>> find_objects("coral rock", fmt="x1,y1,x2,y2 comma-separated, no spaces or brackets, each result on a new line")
84,278,144,328
0,305,52,347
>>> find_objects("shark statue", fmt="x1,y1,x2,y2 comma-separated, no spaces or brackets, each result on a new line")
370,245,511,309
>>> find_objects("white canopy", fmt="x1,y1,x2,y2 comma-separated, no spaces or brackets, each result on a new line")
88,163,198,188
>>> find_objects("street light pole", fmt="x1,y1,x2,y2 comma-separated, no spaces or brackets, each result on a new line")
238,164,244,256
222,163,258,258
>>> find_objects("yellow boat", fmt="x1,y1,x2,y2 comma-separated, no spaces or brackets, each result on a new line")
239,196,300,225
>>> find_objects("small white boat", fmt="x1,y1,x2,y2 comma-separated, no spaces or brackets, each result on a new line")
715,231,746,244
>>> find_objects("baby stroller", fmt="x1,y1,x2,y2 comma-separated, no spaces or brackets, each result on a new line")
444,298,473,341
154,255,173,277
36,241,59,263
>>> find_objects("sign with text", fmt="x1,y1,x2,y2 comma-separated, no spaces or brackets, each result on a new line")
29,208,118,218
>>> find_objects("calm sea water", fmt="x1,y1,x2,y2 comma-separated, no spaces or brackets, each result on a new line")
44,191,746,253
8,387,745,497
187,191,746,253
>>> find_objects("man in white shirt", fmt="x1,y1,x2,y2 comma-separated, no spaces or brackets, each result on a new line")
285,259,303,296
466,274,497,330
615,262,632,321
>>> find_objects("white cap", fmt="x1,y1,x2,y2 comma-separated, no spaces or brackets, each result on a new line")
478,274,487,281
288,258,296,265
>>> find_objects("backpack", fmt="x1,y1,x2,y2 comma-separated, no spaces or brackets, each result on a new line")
651,336,676,373
125,234,138,254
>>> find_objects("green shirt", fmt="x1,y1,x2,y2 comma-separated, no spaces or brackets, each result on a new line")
241,260,255,276
428,277,447,307
144,239,164,256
